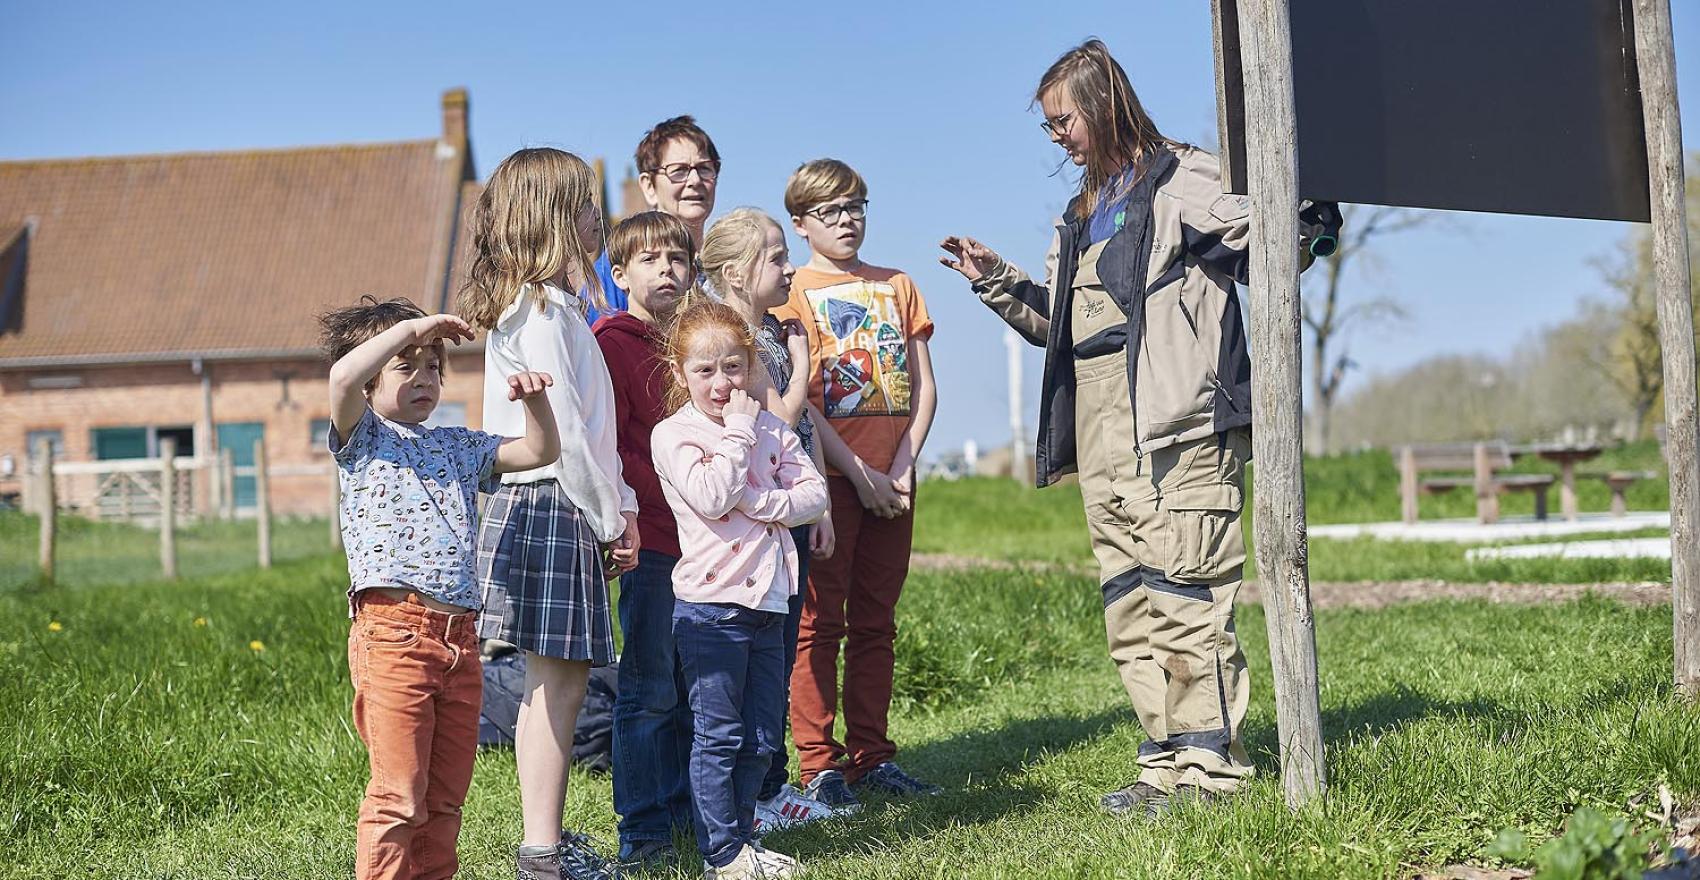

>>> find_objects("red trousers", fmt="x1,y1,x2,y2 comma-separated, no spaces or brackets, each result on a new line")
349,592,482,880
789,475,914,783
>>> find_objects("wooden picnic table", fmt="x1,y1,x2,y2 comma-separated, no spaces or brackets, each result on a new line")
1518,444,1603,522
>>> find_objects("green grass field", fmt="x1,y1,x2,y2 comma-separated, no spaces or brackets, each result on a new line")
3,556,1694,878
1,444,1692,878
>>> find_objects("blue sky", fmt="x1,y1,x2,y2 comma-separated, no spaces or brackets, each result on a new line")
3,1,1696,458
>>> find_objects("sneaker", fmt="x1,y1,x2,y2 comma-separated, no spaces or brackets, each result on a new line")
754,783,842,834
801,769,862,811
617,838,676,872
750,843,802,877
702,844,777,880
1100,781,1167,818
518,845,563,880
852,761,943,797
557,831,623,880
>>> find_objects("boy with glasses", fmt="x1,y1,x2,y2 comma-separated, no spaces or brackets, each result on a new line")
773,159,940,809
585,116,723,324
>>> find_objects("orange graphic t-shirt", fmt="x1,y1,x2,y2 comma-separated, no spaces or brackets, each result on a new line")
774,264,934,476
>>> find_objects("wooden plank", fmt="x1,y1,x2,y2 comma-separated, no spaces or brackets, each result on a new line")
255,437,272,569
1473,443,1499,524
1211,0,1249,194
1632,0,1699,700
35,437,55,585
159,438,178,579
1239,0,1326,806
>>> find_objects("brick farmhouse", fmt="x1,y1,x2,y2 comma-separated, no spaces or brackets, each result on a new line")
0,91,493,516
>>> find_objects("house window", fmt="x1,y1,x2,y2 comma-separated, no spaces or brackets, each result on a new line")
310,418,332,453
24,429,64,460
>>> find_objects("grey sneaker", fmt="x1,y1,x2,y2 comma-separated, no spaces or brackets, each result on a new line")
1100,781,1167,818
852,761,943,797
558,831,623,880
518,845,563,880
801,769,862,811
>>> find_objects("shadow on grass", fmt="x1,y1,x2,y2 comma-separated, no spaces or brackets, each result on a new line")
1240,673,1663,774
768,707,1127,860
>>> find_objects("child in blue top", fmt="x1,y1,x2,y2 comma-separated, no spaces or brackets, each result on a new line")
321,295,559,880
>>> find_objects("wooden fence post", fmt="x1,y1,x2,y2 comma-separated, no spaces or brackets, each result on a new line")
219,447,235,521
254,437,272,569
1239,0,1326,806
159,437,178,579
1633,0,1699,700
35,437,56,585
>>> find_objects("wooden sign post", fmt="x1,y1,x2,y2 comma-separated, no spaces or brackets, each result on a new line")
1631,0,1698,700
1237,0,1327,806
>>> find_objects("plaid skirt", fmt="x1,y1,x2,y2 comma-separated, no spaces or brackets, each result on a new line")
475,480,616,665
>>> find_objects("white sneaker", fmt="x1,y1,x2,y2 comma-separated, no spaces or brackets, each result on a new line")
754,783,841,835
703,844,790,879
750,844,802,877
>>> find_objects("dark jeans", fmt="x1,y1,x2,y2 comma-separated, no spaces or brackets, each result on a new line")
757,527,810,800
673,600,786,868
612,551,693,852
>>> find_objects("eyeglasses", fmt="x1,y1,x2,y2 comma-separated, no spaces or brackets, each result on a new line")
648,161,721,184
1040,112,1076,137
806,200,869,225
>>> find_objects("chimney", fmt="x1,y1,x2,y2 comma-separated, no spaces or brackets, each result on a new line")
619,167,646,224
441,88,473,178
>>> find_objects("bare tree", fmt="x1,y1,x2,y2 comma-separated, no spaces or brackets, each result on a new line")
1588,153,1699,439
1302,205,1436,454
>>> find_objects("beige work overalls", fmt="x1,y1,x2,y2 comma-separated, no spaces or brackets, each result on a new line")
1070,239,1253,794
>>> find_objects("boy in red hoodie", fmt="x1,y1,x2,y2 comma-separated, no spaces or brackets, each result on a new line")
594,212,696,868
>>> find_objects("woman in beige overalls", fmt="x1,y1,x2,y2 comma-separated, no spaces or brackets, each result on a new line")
939,38,1328,818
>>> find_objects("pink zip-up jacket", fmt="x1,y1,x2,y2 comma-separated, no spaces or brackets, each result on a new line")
652,404,829,608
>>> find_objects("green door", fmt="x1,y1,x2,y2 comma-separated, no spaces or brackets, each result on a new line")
91,427,148,460
217,422,265,509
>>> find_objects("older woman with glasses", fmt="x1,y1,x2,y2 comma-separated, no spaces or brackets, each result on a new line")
585,115,723,324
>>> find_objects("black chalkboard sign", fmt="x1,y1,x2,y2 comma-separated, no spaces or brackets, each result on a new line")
1213,0,1651,222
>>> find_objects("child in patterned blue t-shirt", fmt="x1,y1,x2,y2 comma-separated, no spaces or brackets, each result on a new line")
319,295,561,880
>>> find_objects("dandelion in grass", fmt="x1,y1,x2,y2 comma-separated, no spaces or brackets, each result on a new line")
193,617,208,627
249,640,265,653
47,621,63,633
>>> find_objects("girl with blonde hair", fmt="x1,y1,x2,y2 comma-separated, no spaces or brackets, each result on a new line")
459,147,637,880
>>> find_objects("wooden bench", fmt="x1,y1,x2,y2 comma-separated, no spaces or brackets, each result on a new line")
1395,442,1555,524
1580,470,1659,517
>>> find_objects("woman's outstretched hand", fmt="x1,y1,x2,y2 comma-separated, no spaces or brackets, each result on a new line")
938,236,1001,284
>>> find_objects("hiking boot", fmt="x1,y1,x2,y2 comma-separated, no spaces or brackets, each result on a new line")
702,844,778,879
754,783,843,834
853,761,943,797
558,831,623,880
1146,784,1223,818
1100,781,1167,818
801,769,862,811
617,838,676,873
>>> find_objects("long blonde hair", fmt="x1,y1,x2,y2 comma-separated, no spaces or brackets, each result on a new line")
1036,39,1178,221
458,147,604,328
699,207,780,306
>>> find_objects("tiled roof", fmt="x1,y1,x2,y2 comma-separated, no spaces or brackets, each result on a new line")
0,132,472,367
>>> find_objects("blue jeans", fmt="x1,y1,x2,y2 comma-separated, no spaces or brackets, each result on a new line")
673,600,787,868
757,527,810,800
612,551,694,852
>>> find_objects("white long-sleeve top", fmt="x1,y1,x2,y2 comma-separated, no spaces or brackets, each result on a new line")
481,282,637,543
